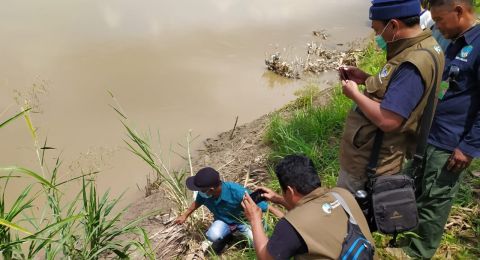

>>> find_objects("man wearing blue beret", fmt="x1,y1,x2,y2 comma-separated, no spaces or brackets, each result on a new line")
337,0,445,195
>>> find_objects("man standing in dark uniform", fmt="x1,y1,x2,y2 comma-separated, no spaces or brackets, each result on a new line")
404,0,480,258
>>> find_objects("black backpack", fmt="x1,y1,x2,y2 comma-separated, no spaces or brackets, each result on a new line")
331,192,374,260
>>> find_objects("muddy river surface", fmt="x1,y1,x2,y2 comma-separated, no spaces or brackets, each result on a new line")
0,0,370,207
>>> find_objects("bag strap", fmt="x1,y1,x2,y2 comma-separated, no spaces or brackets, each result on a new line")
330,192,357,225
366,129,383,179
411,48,440,169
365,48,440,179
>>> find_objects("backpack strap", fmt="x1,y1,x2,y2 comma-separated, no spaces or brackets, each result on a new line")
330,192,357,225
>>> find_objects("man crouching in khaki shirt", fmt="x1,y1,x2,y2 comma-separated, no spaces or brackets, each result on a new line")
242,155,375,260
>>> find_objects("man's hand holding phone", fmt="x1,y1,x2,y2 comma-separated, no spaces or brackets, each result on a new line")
338,66,371,85
249,189,267,204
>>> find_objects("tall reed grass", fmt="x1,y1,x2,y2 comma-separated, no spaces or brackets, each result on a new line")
110,92,206,257
109,91,194,215
0,103,154,259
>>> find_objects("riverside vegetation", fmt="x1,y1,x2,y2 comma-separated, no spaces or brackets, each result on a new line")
124,39,478,259
0,102,155,259
2,40,479,260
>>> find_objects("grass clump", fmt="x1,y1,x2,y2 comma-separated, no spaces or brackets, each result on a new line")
266,89,351,187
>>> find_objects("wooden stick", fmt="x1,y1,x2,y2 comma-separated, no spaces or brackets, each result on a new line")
229,116,239,140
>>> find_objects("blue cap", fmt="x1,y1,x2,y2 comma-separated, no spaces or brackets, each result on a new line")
369,0,421,20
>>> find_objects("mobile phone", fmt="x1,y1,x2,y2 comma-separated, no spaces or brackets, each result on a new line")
249,190,266,204
340,67,349,80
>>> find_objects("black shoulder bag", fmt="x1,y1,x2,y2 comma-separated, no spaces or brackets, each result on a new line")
358,49,440,244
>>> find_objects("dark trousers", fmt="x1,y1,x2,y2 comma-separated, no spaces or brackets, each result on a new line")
403,144,465,259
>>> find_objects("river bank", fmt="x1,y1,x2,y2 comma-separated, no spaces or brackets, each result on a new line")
122,84,338,259
124,36,480,259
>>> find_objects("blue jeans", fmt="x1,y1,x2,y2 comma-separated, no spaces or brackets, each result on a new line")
205,220,253,244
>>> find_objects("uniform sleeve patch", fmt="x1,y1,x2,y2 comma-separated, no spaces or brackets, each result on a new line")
380,64,392,79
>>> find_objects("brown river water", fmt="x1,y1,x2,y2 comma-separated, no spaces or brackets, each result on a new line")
0,0,371,208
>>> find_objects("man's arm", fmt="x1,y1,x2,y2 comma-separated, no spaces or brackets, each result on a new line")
174,201,201,225
449,110,480,171
267,205,285,218
243,193,307,260
256,186,292,210
444,62,480,172
341,63,425,132
342,80,404,132
242,193,274,260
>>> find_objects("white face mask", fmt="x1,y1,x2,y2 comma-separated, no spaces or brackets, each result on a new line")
198,191,211,199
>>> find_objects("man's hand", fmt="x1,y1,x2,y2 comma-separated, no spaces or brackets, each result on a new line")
338,66,370,85
242,192,263,224
254,187,285,205
242,192,274,260
174,214,187,225
341,80,361,100
447,148,473,173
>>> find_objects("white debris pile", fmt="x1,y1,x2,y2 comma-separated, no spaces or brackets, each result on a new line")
265,29,362,79
265,52,301,79
303,42,361,74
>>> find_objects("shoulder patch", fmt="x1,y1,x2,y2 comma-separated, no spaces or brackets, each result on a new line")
434,45,442,54
380,64,392,78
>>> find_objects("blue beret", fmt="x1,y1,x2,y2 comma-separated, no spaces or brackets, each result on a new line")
369,0,421,20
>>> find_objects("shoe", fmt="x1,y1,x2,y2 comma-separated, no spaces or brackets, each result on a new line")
385,247,411,259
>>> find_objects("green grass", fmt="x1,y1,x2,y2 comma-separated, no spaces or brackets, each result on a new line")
265,88,351,187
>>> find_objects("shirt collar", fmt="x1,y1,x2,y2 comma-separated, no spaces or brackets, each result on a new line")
456,24,480,45
386,30,432,60
295,187,329,207
214,182,226,204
